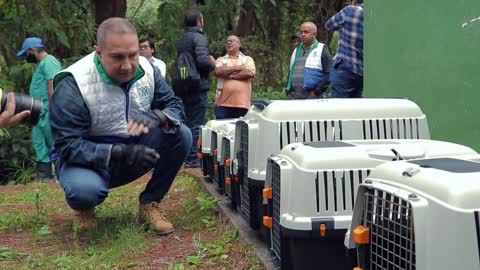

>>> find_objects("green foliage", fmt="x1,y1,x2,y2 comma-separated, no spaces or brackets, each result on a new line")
172,173,220,230
0,0,95,92
0,123,35,185
12,223,148,270
167,262,192,270
0,187,55,233
0,246,27,260
184,228,244,267
329,31,340,55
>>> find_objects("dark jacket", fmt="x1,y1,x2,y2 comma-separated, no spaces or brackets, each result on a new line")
175,27,215,92
50,64,185,178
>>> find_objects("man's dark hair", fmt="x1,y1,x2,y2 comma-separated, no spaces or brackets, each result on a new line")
357,0,363,3
184,10,202,27
139,37,155,50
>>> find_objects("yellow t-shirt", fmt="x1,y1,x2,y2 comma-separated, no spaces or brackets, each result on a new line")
215,54,256,109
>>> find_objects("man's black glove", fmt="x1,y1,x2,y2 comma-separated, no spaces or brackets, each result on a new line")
111,144,159,171
130,109,167,129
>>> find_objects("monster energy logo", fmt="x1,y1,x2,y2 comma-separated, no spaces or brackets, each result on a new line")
180,67,188,79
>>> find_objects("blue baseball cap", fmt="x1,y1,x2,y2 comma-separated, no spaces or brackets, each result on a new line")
17,37,45,56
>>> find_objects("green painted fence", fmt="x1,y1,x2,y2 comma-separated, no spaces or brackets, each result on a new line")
365,1,480,150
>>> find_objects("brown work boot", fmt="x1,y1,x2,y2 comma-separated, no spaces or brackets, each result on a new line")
73,208,97,231
139,201,174,235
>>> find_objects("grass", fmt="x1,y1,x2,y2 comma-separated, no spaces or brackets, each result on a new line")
0,172,263,269
171,173,220,230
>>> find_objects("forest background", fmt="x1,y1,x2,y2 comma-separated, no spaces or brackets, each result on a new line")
0,0,348,184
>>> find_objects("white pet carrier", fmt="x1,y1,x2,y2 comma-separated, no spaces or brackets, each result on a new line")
346,155,480,270
233,98,431,229
263,140,476,270
220,123,240,209
198,119,237,178
212,122,237,192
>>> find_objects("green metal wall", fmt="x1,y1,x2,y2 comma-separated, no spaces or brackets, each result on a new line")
364,1,480,149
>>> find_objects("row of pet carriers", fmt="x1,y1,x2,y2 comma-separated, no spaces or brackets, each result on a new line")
197,100,271,178
262,139,475,270
198,119,236,180
232,98,430,230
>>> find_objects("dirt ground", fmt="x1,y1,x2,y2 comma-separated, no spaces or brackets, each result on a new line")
0,169,264,269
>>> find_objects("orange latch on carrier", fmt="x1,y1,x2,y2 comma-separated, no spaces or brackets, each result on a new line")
197,153,203,159
197,139,202,146
214,149,218,156
263,216,272,228
214,165,219,171
262,188,273,199
352,225,369,244
225,159,231,167
225,177,231,185
353,267,364,270
320,224,326,237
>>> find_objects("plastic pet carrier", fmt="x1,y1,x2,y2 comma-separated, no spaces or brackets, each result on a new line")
346,155,480,270
198,119,236,180
221,123,241,210
262,140,476,270
212,122,237,193
233,98,431,230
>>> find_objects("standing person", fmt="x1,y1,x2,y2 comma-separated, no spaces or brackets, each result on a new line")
326,0,364,98
290,32,301,49
139,37,167,78
175,10,216,168
50,18,192,234
16,37,62,182
285,22,331,99
214,35,255,119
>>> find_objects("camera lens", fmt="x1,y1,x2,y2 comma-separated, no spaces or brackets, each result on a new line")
0,89,43,125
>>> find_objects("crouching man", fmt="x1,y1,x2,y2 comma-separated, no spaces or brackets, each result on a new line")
49,18,192,235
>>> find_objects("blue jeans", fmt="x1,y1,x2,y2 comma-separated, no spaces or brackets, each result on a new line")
57,125,192,211
180,91,208,165
330,61,363,98
214,106,248,119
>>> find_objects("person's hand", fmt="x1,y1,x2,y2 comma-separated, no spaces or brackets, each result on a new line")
209,55,216,63
0,93,30,128
287,92,295,100
111,144,160,171
128,110,167,135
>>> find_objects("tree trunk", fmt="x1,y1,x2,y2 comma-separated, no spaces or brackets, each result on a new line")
314,0,347,46
94,0,127,27
236,0,255,37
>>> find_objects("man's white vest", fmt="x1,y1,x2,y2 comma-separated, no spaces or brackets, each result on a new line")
57,52,155,138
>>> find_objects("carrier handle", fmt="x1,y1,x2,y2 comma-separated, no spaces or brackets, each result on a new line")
251,99,272,110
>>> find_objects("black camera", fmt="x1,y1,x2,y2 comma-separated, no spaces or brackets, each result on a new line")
0,89,43,125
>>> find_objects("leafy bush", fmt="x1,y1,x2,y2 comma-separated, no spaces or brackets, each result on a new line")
0,124,35,185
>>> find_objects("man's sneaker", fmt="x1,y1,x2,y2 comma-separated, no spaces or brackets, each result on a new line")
73,208,97,231
139,201,174,235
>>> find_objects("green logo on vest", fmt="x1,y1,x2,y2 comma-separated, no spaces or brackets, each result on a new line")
180,67,188,79
138,86,150,99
